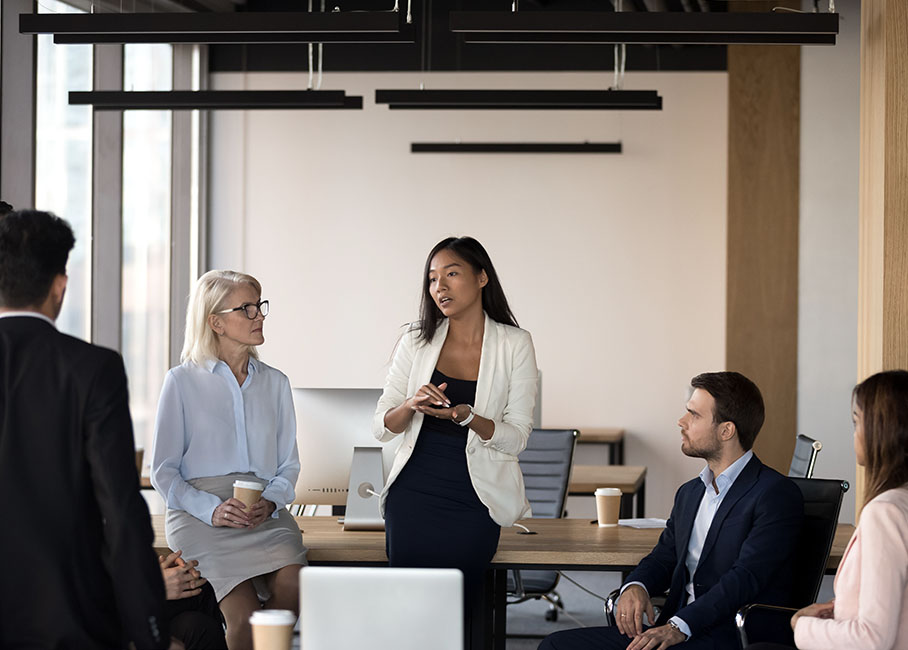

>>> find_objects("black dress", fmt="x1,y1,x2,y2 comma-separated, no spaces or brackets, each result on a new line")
384,368,501,635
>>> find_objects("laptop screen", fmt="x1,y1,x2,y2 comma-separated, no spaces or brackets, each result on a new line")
299,566,463,650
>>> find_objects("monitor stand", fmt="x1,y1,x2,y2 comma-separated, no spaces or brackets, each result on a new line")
342,447,385,531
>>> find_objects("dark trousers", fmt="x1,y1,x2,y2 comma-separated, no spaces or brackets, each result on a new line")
165,582,227,650
538,626,721,650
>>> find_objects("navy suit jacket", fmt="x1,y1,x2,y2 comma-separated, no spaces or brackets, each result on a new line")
625,454,803,645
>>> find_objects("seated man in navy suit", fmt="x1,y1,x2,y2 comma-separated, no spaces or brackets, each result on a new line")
540,371,803,650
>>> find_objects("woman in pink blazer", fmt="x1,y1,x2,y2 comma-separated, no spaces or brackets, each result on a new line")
751,369,908,650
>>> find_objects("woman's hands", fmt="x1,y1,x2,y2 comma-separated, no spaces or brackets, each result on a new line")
791,599,835,630
408,382,451,410
212,497,252,528
212,497,275,529
159,550,206,600
247,498,277,528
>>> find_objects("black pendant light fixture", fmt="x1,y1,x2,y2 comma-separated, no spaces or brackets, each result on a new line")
68,90,363,111
411,142,622,154
20,11,413,45
376,89,661,111
449,10,839,46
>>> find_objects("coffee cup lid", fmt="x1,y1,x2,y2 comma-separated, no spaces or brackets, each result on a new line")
234,480,264,491
594,487,622,496
250,609,296,626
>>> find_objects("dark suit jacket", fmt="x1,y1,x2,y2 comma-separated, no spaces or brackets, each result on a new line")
625,454,803,646
0,315,169,649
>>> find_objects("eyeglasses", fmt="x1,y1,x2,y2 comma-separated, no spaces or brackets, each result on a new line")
215,300,269,320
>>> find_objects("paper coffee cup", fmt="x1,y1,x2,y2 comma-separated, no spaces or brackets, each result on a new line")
595,487,623,527
250,610,295,650
233,479,264,510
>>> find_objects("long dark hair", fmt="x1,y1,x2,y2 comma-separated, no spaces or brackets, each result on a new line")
415,237,518,343
853,370,908,506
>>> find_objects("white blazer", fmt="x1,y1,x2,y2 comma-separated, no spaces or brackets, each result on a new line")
372,313,538,527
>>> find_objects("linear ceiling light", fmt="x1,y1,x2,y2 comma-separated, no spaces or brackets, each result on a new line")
52,28,415,45
411,142,622,154
449,11,839,45
68,90,363,110
375,89,662,110
21,11,406,44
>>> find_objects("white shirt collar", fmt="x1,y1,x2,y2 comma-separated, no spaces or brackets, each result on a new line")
0,311,56,328
203,356,258,375
698,449,754,496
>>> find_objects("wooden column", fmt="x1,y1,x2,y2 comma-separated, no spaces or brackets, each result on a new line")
726,2,801,472
856,0,908,514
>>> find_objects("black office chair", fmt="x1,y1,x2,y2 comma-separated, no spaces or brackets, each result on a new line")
506,428,579,621
736,477,849,647
788,434,823,478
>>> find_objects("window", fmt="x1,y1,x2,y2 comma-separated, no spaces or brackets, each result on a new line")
121,43,173,459
35,0,92,340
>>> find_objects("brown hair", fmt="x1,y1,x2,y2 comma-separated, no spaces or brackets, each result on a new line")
853,370,908,506
690,371,765,451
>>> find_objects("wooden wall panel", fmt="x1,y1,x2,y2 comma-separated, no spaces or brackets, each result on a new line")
857,0,908,515
726,3,801,472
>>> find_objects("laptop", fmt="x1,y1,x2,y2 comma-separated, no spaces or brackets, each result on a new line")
299,566,463,650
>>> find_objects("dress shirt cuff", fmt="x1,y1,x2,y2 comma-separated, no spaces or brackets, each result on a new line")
668,616,691,640
619,582,649,598
171,484,222,527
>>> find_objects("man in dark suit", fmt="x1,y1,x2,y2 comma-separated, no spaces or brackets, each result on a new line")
540,371,804,650
0,210,173,649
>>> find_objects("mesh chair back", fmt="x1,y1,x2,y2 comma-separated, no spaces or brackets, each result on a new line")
518,428,579,518
788,477,848,606
789,434,823,478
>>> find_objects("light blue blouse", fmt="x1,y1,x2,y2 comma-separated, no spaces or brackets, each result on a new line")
151,357,299,526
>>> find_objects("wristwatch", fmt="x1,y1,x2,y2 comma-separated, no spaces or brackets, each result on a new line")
667,620,688,641
456,405,475,427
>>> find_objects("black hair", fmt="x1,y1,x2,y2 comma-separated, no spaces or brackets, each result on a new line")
0,201,13,217
0,210,75,308
416,237,518,343
690,371,765,450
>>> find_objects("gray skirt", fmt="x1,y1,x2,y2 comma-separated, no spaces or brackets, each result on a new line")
165,473,307,602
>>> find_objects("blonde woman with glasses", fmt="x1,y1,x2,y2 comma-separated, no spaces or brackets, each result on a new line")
151,270,305,650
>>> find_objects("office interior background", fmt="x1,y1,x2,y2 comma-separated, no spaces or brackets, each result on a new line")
2,0,897,531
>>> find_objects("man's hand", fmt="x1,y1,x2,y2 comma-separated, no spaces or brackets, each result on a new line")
167,638,186,650
791,599,835,630
158,550,206,600
247,498,277,529
625,624,686,650
615,584,655,638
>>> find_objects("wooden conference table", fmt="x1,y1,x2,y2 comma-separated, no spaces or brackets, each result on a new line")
151,516,853,650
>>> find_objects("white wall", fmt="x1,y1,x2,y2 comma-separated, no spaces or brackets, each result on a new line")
208,70,728,518
799,0,861,524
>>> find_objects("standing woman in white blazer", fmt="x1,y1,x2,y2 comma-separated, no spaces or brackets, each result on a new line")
372,236,538,641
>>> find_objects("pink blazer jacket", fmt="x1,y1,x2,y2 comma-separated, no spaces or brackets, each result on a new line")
794,485,908,650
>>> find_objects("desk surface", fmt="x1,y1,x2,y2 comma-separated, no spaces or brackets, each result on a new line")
152,515,852,571
574,427,625,443
569,465,646,494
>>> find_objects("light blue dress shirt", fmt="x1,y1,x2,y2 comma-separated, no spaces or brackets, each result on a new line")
622,449,754,640
151,357,300,526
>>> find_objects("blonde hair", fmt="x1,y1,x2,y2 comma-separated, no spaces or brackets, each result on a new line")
181,269,263,366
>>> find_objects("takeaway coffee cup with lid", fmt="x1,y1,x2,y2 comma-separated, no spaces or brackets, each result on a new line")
250,610,295,650
233,479,264,510
595,487,623,527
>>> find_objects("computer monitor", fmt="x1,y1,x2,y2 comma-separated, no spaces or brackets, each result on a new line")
293,387,401,506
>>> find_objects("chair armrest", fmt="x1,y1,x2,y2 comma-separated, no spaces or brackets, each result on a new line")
604,588,621,627
736,603,798,648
